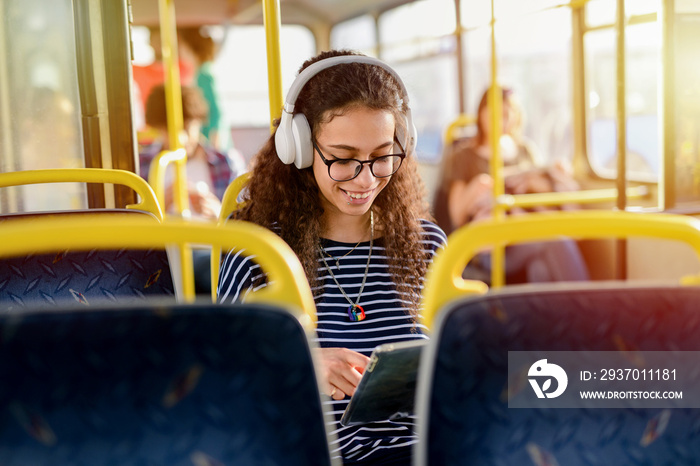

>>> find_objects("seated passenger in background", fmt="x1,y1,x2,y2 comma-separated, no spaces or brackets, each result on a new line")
140,85,239,295
139,84,238,219
218,49,447,465
435,87,588,284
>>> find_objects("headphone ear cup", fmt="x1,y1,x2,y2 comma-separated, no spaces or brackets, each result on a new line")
275,111,296,165
291,113,313,169
397,110,417,155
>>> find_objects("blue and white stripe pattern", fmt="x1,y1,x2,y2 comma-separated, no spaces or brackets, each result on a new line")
218,219,447,464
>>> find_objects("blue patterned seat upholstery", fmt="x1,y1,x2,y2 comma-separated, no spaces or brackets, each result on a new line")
0,303,335,465
0,210,174,308
416,285,700,466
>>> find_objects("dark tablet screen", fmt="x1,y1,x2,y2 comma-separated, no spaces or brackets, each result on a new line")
340,339,427,426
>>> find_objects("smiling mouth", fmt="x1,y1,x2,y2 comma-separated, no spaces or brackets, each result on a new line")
342,189,372,200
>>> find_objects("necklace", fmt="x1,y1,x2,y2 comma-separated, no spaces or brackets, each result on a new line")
318,209,374,322
320,239,362,270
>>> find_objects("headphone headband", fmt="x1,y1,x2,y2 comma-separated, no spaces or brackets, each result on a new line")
282,55,412,114
275,54,417,169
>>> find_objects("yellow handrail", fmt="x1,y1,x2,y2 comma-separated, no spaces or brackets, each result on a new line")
147,148,189,216
157,0,189,217
420,210,700,328
0,168,163,221
0,214,317,330
488,0,506,289
146,148,195,300
218,172,251,224
497,186,650,209
443,113,476,148
210,172,251,301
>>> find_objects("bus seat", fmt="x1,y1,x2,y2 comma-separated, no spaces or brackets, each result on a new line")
0,169,177,306
0,210,175,308
420,210,700,324
415,211,700,466
414,284,700,465
0,168,164,221
0,214,317,324
0,302,336,465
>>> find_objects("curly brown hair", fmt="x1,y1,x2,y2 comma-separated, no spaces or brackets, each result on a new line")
234,50,431,315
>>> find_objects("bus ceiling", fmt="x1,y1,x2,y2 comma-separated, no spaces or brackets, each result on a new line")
129,0,417,27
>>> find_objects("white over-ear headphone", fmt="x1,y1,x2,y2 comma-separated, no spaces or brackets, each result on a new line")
275,55,417,169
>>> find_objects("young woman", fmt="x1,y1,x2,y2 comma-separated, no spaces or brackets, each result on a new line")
218,50,446,464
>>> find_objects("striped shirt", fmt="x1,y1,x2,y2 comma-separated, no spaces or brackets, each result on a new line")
217,220,447,464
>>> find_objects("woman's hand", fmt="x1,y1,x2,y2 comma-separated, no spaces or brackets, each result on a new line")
315,347,370,401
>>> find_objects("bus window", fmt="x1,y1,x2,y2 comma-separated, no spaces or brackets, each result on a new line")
377,0,458,167
214,25,314,161
393,56,459,166
460,0,491,29
493,0,570,18
462,27,490,115
378,0,455,63
584,2,661,181
0,0,86,213
672,5,700,207
331,15,376,55
586,0,616,27
585,0,661,25
627,0,661,16
463,5,573,167
214,25,315,127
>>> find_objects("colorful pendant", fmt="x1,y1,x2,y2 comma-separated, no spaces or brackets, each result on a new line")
348,305,366,322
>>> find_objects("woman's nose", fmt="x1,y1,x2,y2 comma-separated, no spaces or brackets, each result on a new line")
353,163,376,187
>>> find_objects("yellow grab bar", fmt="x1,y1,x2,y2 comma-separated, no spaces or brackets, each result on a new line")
0,168,163,221
156,0,189,218
0,214,317,330
210,172,251,301
497,186,650,209
443,113,476,148
147,148,189,217
218,172,250,224
421,210,700,328
262,0,283,131
146,148,194,299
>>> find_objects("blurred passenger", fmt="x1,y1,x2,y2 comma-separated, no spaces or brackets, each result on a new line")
435,87,588,284
139,84,237,219
139,84,239,294
132,26,196,130
178,27,225,151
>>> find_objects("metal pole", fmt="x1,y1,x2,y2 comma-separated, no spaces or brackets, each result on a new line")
615,0,627,279
454,0,465,115
262,0,283,133
158,0,194,301
489,0,505,288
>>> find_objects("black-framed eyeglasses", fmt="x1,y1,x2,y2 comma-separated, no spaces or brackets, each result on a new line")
312,138,406,182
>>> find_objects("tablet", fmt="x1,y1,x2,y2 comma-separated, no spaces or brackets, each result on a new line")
340,339,427,426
